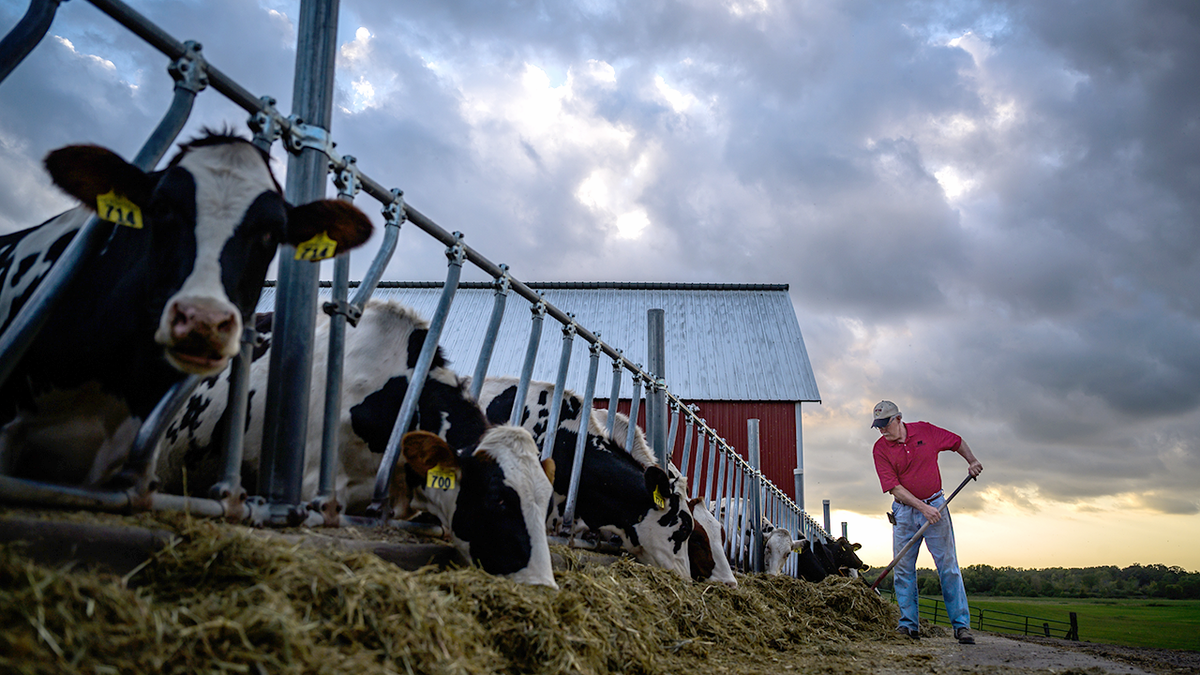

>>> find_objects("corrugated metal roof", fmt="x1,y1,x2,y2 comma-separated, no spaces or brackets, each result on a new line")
257,282,821,402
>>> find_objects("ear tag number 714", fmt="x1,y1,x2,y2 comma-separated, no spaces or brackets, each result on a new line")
295,231,338,261
96,190,143,229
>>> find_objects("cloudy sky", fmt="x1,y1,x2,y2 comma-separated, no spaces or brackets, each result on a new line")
2,0,1197,571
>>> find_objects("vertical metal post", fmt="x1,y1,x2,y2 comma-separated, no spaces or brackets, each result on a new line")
211,331,253,508
703,429,717,504
561,341,602,533
646,308,667,469
733,462,748,570
678,409,694,488
719,446,735,561
538,318,577,463
690,415,706,500
510,296,547,427
665,400,680,467
823,499,832,539
470,265,509,401
841,521,848,539
258,0,341,511
624,371,643,453
314,157,360,519
748,419,763,572
605,351,623,436
369,236,466,512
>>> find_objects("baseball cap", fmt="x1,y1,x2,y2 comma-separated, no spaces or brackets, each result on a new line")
871,400,900,428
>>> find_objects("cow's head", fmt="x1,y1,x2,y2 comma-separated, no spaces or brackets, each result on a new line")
44,132,373,376
688,497,738,587
830,536,868,577
402,428,558,588
629,462,694,580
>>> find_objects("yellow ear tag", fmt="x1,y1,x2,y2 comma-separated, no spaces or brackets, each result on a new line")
652,485,666,510
96,190,143,229
426,465,457,491
294,231,338,261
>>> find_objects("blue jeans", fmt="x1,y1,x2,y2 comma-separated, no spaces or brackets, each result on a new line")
892,495,970,631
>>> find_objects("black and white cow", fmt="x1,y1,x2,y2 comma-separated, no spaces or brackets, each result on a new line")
158,300,559,587
790,535,868,582
607,411,738,587
0,132,372,490
474,377,694,581
813,536,869,579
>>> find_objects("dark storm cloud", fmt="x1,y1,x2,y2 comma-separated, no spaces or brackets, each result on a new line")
1,0,1197,525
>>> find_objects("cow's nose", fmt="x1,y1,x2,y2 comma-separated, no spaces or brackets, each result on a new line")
169,300,239,344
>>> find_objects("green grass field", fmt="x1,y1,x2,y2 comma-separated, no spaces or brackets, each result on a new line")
920,597,1200,651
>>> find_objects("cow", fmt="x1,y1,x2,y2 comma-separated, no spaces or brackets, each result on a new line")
473,377,694,581
0,131,373,492
714,497,808,576
606,411,738,587
813,536,869,579
158,300,559,587
788,534,869,582
763,523,805,576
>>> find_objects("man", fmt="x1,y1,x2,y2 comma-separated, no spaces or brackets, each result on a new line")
871,400,983,645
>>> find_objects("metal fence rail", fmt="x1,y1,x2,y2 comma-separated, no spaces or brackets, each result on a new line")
884,591,1080,641
0,0,833,577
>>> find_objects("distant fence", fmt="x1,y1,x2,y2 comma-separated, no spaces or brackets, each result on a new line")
883,591,1080,640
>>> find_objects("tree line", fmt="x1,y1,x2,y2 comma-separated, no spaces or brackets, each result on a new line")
868,563,1200,599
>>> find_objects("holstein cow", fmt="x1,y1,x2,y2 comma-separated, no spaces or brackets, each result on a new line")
813,536,869,579
714,497,807,576
607,411,738,587
158,300,559,587
473,377,694,581
790,535,869,582
763,523,805,576
0,132,372,491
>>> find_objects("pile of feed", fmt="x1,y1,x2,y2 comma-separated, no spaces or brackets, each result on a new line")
1,512,898,675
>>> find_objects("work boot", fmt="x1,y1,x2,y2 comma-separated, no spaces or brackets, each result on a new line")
955,627,976,644
896,627,920,640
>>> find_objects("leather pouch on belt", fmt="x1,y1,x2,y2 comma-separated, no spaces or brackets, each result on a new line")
887,511,897,525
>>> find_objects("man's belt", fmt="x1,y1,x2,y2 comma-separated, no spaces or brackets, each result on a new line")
921,491,944,504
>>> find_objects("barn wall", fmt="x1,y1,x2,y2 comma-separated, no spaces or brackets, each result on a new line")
595,399,799,502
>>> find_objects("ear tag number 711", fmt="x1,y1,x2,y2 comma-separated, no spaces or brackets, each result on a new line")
427,465,456,491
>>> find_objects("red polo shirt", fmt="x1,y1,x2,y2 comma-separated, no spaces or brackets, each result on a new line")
873,421,962,501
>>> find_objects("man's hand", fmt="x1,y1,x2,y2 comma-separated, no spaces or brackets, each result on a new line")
968,459,983,478
920,502,942,524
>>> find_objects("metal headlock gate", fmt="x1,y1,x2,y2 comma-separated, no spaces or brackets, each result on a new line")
0,0,832,578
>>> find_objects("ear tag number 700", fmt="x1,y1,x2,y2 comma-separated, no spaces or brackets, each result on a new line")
427,465,456,491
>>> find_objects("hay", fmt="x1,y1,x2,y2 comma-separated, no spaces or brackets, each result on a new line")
0,514,898,675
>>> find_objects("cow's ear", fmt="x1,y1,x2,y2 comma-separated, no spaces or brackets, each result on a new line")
285,199,374,252
44,145,154,211
540,458,555,485
643,465,671,509
852,542,862,551
401,430,457,476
